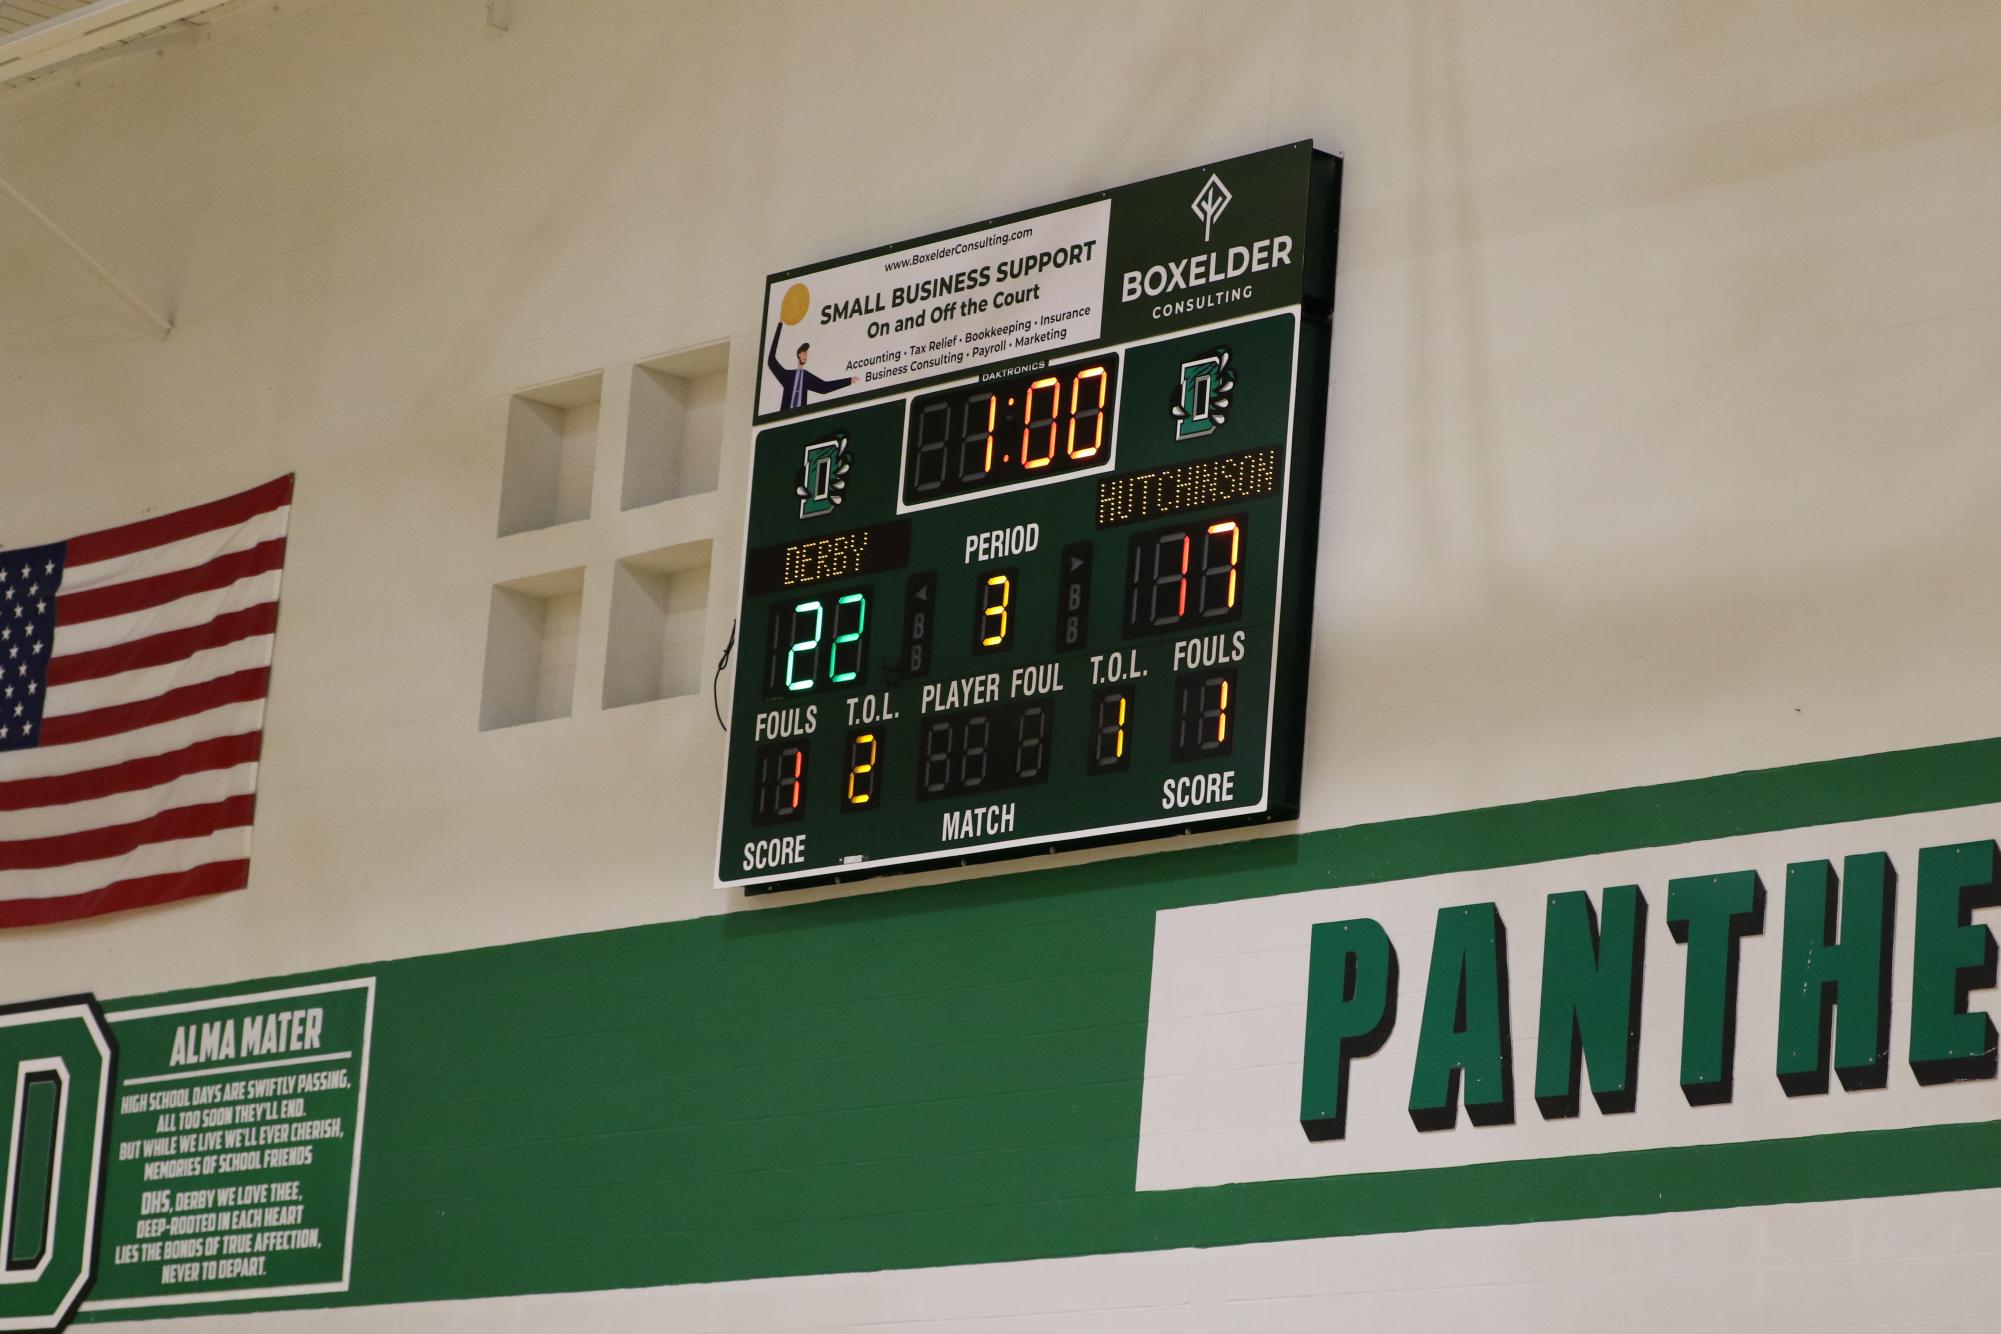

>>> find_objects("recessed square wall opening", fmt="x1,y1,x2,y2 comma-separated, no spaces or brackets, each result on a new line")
603,540,712,709
623,343,728,510
480,567,585,730
499,371,602,536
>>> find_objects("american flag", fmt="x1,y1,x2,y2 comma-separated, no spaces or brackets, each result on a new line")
0,476,291,926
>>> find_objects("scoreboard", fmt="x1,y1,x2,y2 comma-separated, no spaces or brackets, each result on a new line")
719,143,1340,890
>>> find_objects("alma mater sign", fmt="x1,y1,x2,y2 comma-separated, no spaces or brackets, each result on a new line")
720,142,1342,889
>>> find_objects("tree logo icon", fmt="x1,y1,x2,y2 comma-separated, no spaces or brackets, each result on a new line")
1191,174,1232,243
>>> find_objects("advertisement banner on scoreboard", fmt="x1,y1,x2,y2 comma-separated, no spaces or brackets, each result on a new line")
757,200,1111,418
755,142,1336,425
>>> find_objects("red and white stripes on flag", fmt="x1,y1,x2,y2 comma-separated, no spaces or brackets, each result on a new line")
0,476,292,926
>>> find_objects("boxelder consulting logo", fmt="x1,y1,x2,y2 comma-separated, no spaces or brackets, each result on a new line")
1118,170,1292,308
1191,173,1232,242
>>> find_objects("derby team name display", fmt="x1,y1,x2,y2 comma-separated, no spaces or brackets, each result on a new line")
720,143,1341,889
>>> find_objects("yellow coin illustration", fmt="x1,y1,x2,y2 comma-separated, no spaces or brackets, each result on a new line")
779,282,811,326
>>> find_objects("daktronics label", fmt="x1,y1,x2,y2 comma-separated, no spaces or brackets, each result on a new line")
722,144,1341,890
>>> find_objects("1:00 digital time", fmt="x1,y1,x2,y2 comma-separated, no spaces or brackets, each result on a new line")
902,354,1120,505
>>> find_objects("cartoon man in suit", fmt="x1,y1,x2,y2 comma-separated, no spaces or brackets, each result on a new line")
768,326,854,411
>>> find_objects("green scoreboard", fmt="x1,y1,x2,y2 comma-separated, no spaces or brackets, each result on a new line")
719,142,1340,890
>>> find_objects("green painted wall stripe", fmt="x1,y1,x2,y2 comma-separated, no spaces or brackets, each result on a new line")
77,734,2001,1321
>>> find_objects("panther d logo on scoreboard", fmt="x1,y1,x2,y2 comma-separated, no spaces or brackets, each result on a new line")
1172,348,1236,441
796,435,851,519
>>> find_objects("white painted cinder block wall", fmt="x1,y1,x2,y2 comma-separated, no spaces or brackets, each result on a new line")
3,1,2000,1328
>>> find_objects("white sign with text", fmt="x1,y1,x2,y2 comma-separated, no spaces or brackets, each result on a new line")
758,200,1110,417
1137,802,2001,1191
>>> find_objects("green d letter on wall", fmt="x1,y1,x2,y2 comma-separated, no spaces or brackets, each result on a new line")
0,999,114,1334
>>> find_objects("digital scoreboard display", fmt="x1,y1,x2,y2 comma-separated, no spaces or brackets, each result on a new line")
719,142,1340,890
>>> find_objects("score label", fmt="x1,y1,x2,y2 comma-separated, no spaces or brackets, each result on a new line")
722,144,1340,889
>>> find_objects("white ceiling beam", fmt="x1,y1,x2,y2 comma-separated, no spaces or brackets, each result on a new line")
0,0,234,84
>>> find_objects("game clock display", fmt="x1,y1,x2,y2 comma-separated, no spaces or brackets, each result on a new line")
719,143,1339,889
903,356,1118,505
